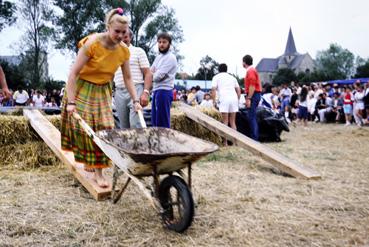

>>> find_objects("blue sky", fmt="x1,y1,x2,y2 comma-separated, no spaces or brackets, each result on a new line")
1,0,369,81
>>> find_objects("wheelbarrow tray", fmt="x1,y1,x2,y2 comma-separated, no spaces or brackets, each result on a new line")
97,127,219,176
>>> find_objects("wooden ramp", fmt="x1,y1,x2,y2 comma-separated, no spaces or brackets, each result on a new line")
24,109,111,200
178,103,321,180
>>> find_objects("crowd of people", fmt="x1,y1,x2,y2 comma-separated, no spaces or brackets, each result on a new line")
0,87,62,107
173,80,369,128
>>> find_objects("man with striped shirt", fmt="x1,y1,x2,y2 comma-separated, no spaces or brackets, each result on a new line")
114,29,152,128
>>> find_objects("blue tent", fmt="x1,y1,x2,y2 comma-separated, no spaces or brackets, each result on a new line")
328,78,369,85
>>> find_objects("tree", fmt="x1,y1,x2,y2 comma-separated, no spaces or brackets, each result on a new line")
316,43,355,80
0,0,16,31
52,0,108,54
297,69,330,84
0,60,26,90
355,59,369,78
52,0,184,62
17,0,54,88
137,5,184,62
272,68,297,86
195,55,219,80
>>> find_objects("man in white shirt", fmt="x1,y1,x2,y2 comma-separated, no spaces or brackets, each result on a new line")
211,63,241,133
114,29,152,128
13,86,29,106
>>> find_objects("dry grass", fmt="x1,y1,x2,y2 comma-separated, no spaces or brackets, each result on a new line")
1,124,369,246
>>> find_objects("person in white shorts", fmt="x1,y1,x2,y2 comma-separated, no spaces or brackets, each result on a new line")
211,63,241,144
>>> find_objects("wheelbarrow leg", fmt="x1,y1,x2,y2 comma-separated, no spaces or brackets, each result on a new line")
111,164,123,202
177,162,192,190
112,177,131,204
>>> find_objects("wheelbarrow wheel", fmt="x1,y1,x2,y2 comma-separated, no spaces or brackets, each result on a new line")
158,175,194,233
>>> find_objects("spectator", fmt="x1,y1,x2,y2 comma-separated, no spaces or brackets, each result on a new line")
353,83,365,126
114,28,152,129
307,93,317,121
52,89,61,106
212,63,240,144
364,80,369,124
242,55,262,141
187,87,198,106
13,86,29,106
297,86,308,127
317,93,333,123
150,32,177,128
332,92,344,122
343,87,354,126
260,83,274,109
195,85,205,104
32,90,45,108
200,93,214,108
279,83,292,112
45,97,58,107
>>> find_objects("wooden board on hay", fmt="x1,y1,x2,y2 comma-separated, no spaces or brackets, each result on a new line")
178,102,321,180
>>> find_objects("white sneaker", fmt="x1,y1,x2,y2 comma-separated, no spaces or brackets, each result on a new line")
345,122,351,126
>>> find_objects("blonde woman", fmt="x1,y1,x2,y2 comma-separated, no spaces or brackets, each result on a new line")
61,8,141,187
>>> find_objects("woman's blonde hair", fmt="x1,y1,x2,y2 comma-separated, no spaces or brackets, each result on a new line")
105,8,129,28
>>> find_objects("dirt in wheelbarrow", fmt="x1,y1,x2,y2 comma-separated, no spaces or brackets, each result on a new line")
1,123,369,246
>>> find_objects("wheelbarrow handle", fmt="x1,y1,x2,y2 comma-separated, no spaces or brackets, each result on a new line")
137,110,147,128
72,112,96,139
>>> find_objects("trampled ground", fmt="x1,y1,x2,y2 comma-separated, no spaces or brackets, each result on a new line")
1,123,369,246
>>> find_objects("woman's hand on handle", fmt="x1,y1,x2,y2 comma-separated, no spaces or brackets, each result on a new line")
66,103,76,115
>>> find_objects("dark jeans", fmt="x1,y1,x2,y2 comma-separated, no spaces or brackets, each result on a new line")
151,89,173,128
247,92,261,141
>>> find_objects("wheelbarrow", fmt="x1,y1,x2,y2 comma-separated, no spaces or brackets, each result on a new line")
73,112,219,232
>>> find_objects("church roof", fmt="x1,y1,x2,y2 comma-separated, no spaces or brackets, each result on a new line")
284,27,297,55
256,58,279,72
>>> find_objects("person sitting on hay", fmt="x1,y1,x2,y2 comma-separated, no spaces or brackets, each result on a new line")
61,8,142,188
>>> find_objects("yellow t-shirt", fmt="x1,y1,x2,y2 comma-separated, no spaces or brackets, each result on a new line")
78,35,130,84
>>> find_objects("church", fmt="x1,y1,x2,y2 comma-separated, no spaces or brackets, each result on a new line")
256,28,315,84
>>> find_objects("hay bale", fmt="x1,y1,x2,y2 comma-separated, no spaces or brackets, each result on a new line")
0,106,223,169
171,107,223,145
0,142,62,170
0,115,61,145
0,115,36,145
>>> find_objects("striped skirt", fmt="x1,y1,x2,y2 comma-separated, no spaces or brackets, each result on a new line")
61,78,114,169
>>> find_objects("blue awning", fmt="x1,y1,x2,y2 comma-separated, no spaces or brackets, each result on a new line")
328,78,369,85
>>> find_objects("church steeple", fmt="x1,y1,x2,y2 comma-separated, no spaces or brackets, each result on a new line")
284,27,297,55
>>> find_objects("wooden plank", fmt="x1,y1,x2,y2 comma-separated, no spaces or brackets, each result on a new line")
178,103,321,179
23,109,111,200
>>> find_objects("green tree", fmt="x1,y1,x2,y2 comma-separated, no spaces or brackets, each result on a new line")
52,0,184,62
0,0,16,31
355,59,369,78
272,68,297,86
297,69,330,84
0,59,26,90
17,0,54,88
316,43,355,80
52,0,108,54
195,55,219,80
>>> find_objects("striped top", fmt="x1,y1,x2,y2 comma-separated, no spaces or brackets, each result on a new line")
114,44,150,88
